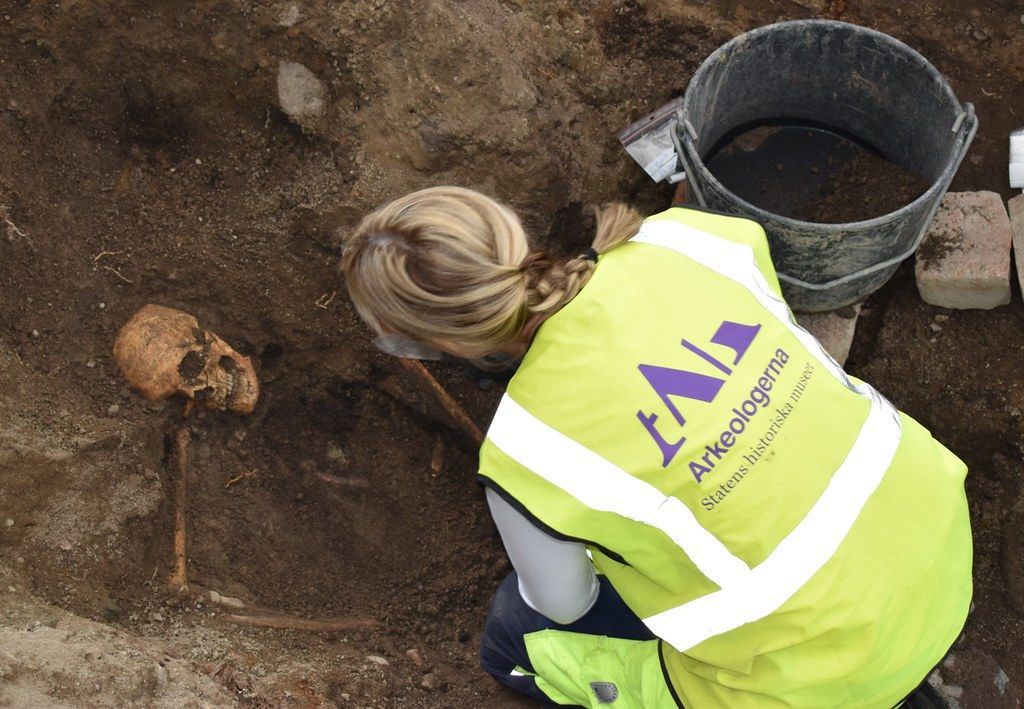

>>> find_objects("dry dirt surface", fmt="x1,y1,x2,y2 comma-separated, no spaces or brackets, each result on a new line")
1,0,1023,706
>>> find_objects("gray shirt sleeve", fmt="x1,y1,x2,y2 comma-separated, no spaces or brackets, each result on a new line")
485,487,599,625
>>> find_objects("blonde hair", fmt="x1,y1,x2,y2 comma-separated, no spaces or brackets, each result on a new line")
340,186,643,360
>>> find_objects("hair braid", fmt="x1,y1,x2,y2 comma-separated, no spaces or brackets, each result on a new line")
341,187,643,361
519,202,644,317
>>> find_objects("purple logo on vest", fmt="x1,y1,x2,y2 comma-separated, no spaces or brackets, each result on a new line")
637,321,761,470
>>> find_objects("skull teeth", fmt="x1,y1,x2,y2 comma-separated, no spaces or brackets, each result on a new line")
224,368,239,403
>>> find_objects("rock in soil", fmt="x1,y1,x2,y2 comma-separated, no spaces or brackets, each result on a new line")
277,60,326,131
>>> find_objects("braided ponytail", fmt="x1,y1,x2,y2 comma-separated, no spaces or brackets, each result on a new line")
342,187,642,361
519,202,644,318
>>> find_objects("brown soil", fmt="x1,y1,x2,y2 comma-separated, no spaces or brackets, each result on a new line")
849,271,1024,707
1,0,1023,706
707,125,933,223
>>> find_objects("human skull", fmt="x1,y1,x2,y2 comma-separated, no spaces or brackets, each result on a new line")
113,304,259,414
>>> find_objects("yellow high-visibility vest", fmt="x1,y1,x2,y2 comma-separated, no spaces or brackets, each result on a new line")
479,207,972,707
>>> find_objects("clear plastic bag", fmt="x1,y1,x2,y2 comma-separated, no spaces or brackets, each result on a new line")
618,96,684,183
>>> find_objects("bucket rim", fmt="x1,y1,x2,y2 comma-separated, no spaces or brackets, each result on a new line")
680,19,967,230
683,19,961,119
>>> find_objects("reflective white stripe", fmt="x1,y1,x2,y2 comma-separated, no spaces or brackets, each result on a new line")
488,396,750,589
630,219,903,650
632,221,853,388
644,387,901,649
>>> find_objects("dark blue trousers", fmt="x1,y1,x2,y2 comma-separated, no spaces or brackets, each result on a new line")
480,572,655,704
480,572,948,707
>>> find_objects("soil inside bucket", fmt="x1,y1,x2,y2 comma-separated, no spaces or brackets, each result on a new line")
705,123,932,224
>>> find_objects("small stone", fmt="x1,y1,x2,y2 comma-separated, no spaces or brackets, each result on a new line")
30,329,39,338
98,302,105,310
326,442,348,463
916,192,1012,310
420,672,439,690
59,540,72,551
107,404,120,415
4,518,13,527
405,648,424,668
151,612,164,622
278,3,300,26
86,360,97,368
995,667,1010,695
208,590,245,609
366,655,390,666
934,314,949,323
277,61,326,131
942,684,964,699
929,322,942,333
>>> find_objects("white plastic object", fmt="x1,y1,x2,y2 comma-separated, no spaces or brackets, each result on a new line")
1010,128,1024,189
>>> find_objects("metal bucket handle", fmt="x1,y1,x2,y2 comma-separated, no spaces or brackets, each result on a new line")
672,103,978,291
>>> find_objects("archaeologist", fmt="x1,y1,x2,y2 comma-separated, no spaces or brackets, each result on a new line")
340,186,972,708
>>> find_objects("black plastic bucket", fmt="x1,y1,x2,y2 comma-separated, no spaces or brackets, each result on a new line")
677,20,977,312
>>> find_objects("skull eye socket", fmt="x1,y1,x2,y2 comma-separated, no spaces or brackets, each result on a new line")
218,355,237,372
178,350,207,380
